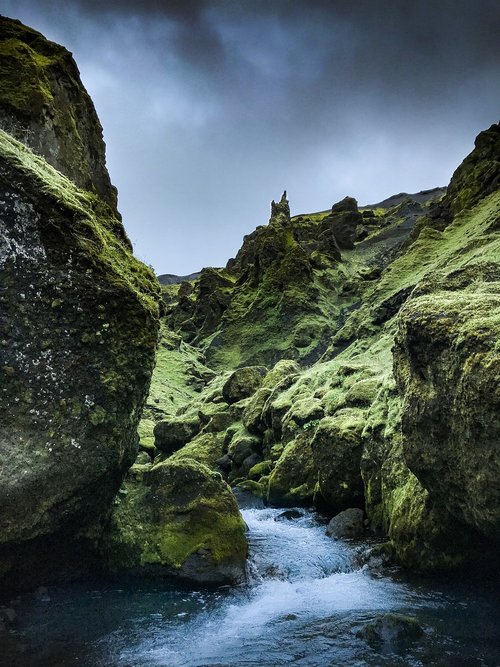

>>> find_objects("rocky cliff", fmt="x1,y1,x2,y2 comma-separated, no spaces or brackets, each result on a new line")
151,123,499,573
0,16,118,210
2,16,498,591
0,18,161,592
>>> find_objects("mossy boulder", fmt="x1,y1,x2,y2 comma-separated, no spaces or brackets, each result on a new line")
101,459,248,584
394,277,500,541
267,432,317,506
310,412,365,512
222,366,267,404
242,387,273,434
242,359,300,434
0,128,160,590
153,417,201,455
169,432,225,471
228,433,261,466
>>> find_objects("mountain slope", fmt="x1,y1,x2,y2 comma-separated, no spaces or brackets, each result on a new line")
142,123,499,573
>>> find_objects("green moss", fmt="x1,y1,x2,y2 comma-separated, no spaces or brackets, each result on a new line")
89,405,107,426
0,130,161,319
0,37,58,116
102,459,248,582
169,432,225,470
268,434,317,506
248,460,273,479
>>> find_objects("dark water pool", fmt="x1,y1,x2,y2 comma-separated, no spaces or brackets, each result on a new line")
1,506,499,666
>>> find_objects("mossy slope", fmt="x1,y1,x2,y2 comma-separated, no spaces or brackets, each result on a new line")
167,189,443,370
158,123,499,573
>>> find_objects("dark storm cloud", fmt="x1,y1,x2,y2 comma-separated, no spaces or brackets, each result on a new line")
1,0,499,273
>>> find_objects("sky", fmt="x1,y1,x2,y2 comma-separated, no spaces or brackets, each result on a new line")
1,1,500,275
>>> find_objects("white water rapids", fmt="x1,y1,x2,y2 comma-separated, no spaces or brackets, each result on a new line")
3,502,499,666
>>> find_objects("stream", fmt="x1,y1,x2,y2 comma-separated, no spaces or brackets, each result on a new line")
1,499,499,666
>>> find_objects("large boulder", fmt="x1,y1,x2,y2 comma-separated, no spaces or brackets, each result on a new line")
267,432,317,506
222,366,267,404
0,23,160,590
394,275,500,541
102,459,248,584
154,416,201,455
310,411,365,512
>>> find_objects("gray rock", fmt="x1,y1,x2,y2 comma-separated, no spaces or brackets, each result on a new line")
356,614,424,650
326,508,365,539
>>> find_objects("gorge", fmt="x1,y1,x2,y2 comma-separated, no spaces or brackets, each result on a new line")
0,14,499,667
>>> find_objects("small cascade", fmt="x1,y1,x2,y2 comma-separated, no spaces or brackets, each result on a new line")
2,505,499,667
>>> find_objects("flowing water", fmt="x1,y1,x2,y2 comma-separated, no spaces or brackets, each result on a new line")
1,500,499,666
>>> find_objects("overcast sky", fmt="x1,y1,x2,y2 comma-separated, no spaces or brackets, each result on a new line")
2,1,500,274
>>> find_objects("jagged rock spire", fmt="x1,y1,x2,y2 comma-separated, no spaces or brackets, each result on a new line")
270,190,290,221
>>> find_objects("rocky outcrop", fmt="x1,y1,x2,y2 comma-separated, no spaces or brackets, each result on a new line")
0,16,118,209
102,459,248,584
428,123,500,229
166,184,445,370
0,22,161,591
394,269,500,541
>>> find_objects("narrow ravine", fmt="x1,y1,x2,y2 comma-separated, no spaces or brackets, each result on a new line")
2,499,499,666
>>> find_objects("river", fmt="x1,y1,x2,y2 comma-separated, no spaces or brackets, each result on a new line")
1,499,499,666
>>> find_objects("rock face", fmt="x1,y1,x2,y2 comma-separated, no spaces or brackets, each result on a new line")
395,270,500,539
0,17,118,209
102,459,248,584
0,22,160,591
429,123,500,229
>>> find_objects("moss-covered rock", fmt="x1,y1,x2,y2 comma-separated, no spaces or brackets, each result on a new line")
169,432,226,470
153,416,201,455
310,412,365,512
101,459,248,584
0,128,160,589
0,16,118,209
267,433,317,506
427,122,500,229
222,366,267,404
394,274,500,541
